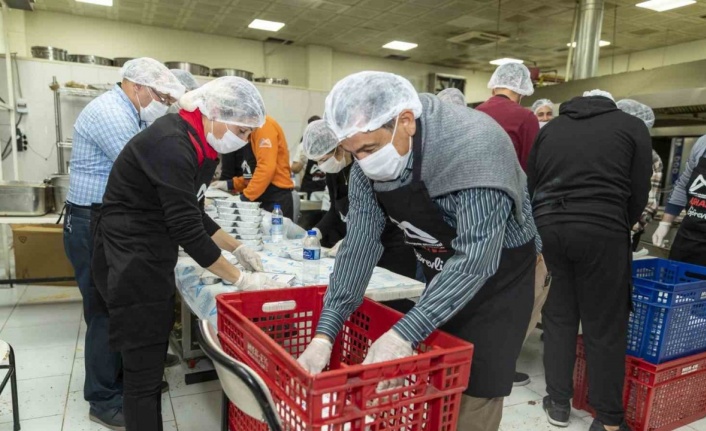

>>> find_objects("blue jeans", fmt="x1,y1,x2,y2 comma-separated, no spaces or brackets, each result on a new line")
63,202,123,412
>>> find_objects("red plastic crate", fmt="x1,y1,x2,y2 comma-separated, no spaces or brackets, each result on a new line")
573,337,706,431
216,286,474,431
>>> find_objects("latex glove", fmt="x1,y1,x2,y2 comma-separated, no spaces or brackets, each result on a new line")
233,245,264,272
326,239,343,258
297,337,333,374
286,220,307,239
312,228,323,241
652,222,671,247
362,329,413,391
235,272,287,291
211,181,228,191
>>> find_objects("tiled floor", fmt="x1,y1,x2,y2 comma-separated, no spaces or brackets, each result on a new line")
0,285,703,431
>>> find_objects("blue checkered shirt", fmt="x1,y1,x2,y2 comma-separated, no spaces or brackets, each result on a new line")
66,84,143,206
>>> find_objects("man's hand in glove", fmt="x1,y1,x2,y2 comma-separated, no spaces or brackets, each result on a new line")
362,329,413,391
211,181,229,191
326,239,343,258
233,245,264,272
235,272,286,291
297,336,333,374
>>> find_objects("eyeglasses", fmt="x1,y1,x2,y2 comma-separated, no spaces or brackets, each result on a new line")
148,87,175,106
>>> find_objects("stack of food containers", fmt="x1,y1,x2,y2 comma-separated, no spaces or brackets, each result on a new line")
213,198,264,251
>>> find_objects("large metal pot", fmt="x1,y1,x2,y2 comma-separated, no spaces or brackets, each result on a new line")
68,55,114,67
0,181,53,216
164,61,210,77
31,46,68,61
254,77,289,85
113,57,134,67
210,68,254,80
46,174,69,213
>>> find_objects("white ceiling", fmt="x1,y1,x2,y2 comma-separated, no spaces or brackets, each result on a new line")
32,0,706,72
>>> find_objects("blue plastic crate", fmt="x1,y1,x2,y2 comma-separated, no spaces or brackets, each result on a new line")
628,258,706,363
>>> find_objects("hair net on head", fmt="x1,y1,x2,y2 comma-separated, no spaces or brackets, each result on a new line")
120,58,185,99
617,99,655,128
170,69,199,92
488,63,534,96
179,76,266,128
531,99,554,114
324,71,423,140
437,88,466,107
302,119,339,160
583,89,615,101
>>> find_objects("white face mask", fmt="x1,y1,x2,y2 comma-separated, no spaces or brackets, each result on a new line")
357,116,411,182
539,121,548,128
207,121,249,154
318,151,347,174
136,87,169,124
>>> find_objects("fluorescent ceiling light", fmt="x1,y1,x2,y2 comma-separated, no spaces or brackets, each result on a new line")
567,40,611,47
489,58,524,66
76,0,113,5
636,0,696,12
248,19,285,32
382,41,418,51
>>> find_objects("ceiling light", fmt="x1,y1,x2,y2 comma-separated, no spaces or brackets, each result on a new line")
248,19,285,32
489,58,524,66
382,41,418,51
636,0,696,12
76,0,113,5
567,40,611,47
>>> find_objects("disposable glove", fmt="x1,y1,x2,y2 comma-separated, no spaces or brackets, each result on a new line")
297,337,333,374
211,181,228,191
326,239,343,258
652,222,671,247
233,245,264,272
312,228,323,241
362,329,413,391
235,272,287,291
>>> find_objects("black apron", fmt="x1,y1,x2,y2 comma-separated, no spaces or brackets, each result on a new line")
300,159,327,198
374,120,535,398
92,120,218,351
670,155,706,265
241,144,294,219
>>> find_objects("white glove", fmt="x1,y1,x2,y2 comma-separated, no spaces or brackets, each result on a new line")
362,329,413,391
297,337,333,374
286,220,307,239
233,245,264,272
312,228,323,241
652,222,671,247
235,272,287,291
211,181,228,191
326,239,343,258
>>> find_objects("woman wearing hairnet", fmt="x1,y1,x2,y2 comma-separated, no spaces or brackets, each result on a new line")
297,72,541,431
91,77,284,430
531,99,554,126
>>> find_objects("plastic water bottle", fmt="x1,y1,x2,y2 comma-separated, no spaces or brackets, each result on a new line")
303,230,321,285
271,204,284,243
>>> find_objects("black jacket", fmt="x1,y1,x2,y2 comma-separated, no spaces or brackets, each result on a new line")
527,96,653,232
219,150,244,180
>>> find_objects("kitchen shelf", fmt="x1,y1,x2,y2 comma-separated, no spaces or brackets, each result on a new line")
55,87,105,98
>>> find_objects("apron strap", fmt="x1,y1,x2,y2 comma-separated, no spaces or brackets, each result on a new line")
412,118,423,183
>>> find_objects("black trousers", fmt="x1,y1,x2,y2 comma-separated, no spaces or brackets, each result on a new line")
539,222,631,426
122,342,168,431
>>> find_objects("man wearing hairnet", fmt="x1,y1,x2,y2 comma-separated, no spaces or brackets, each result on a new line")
63,57,184,429
476,63,540,171
296,71,542,431
437,87,467,107
527,89,652,431
617,99,664,250
92,77,285,429
170,69,200,92
531,99,554,126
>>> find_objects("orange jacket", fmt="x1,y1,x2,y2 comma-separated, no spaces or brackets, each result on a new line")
231,116,294,201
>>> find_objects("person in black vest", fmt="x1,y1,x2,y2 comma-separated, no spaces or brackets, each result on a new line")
92,77,285,430
292,115,327,198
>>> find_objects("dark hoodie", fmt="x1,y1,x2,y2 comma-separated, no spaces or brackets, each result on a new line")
527,96,653,232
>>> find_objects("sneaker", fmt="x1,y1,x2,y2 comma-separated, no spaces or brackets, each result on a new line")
161,381,169,394
588,419,631,431
89,407,126,431
542,396,571,427
164,353,180,368
513,371,531,386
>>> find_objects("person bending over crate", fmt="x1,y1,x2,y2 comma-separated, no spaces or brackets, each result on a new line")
295,71,544,431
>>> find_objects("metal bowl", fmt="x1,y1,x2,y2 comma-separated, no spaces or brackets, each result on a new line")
31,46,68,61
234,227,260,235
113,57,134,67
235,221,260,229
68,55,114,66
165,61,210,77
210,68,254,81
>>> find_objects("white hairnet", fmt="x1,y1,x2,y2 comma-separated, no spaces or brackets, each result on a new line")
531,99,554,114
583,89,615,101
437,88,466,107
488,63,534,96
302,119,339,160
170,69,199,92
179,76,266,128
617,99,655,128
120,57,185,99
324,71,423,140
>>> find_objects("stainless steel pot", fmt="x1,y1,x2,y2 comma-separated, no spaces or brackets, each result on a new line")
0,181,53,216
31,46,68,61
46,174,69,213
210,68,254,80
68,55,114,67
164,61,211,77
254,77,289,85
113,57,134,67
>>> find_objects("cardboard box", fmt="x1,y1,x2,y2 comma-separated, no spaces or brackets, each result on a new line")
12,224,76,287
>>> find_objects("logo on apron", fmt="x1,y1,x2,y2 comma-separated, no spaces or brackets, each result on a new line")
689,175,706,194
196,183,207,202
389,216,443,247
339,211,348,223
